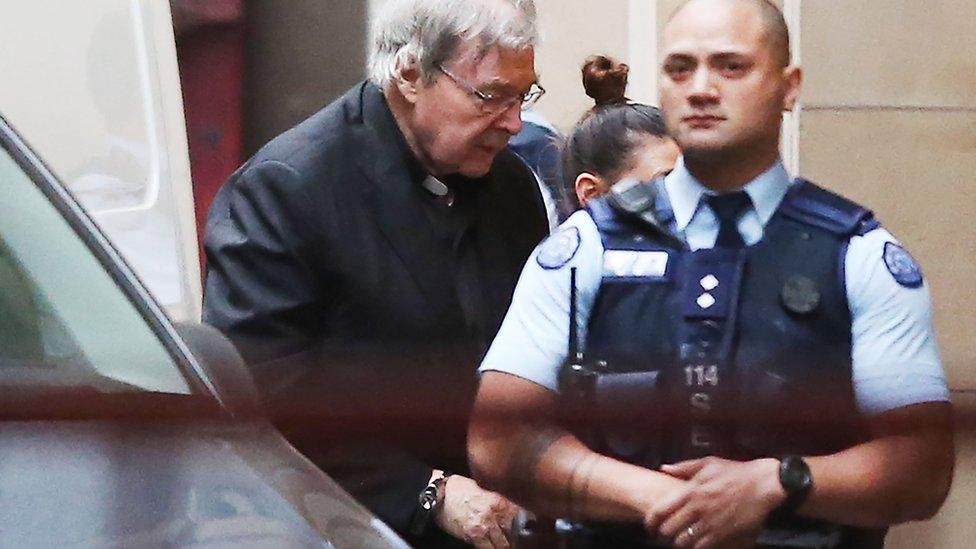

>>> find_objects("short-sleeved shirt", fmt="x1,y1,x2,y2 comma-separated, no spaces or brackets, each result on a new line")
480,158,949,415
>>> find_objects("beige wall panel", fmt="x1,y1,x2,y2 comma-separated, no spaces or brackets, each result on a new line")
801,1,976,108
888,392,976,548
799,110,976,390
533,0,629,132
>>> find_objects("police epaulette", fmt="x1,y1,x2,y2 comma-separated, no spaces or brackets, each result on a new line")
780,179,877,237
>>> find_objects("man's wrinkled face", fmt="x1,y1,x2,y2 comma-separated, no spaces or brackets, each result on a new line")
658,0,798,160
410,44,537,177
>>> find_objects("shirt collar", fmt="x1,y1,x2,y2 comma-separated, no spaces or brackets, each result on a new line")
663,156,793,231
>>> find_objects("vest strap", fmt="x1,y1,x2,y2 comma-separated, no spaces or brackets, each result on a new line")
780,180,878,237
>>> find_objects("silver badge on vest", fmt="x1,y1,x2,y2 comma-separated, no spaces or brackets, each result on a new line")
781,275,821,315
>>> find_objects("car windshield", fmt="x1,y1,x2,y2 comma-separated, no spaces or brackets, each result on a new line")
0,139,194,405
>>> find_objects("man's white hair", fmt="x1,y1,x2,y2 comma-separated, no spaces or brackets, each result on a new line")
368,0,538,89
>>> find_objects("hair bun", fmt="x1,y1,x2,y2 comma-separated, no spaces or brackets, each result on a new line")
582,54,629,107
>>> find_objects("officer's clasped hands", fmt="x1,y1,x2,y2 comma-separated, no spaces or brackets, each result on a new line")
646,457,785,548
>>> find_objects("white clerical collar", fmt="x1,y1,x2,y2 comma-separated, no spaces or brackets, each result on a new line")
421,175,456,207
663,156,792,231
421,175,449,196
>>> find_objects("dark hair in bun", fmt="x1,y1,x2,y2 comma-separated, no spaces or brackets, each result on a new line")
582,54,629,107
562,54,671,207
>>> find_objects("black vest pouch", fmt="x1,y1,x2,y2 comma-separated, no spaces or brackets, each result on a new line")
559,351,669,467
593,369,664,465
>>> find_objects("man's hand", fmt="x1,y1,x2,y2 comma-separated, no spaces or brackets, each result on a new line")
645,457,785,548
435,474,520,548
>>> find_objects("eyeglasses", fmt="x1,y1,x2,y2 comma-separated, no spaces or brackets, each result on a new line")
436,64,546,115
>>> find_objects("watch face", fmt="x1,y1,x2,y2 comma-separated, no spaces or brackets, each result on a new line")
781,456,812,491
419,486,437,506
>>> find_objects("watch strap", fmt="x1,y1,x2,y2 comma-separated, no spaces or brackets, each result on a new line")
409,472,448,536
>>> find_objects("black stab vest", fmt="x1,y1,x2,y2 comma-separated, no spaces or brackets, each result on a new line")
572,180,885,548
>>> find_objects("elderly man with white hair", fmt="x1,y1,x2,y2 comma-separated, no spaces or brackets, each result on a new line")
202,1,549,546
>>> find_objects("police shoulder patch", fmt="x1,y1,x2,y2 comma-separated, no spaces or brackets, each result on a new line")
536,226,581,270
883,241,924,288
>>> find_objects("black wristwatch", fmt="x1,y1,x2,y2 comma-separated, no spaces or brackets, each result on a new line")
777,455,813,514
409,473,448,536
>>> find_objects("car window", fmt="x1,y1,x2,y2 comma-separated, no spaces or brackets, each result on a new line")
0,145,191,396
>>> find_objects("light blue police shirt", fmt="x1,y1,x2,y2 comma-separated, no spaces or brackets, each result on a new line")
480,158,949,415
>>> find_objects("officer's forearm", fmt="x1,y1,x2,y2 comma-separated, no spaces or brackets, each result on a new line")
469,372,684,521
799,402,954,527
523,429,685,521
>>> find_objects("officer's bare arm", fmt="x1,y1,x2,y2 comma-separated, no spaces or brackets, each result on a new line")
468,371,685,521
797,401,954,527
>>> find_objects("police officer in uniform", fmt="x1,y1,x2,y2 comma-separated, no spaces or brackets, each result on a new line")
468,0,954,547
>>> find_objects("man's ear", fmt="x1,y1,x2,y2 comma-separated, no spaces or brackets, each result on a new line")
395,58,422,104
575,172,607,207
782,65,802,112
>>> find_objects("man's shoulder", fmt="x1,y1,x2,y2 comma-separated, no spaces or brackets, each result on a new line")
213,82,392,210
250,82,371,171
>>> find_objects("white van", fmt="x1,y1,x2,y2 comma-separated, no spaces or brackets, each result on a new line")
0,0,201,322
